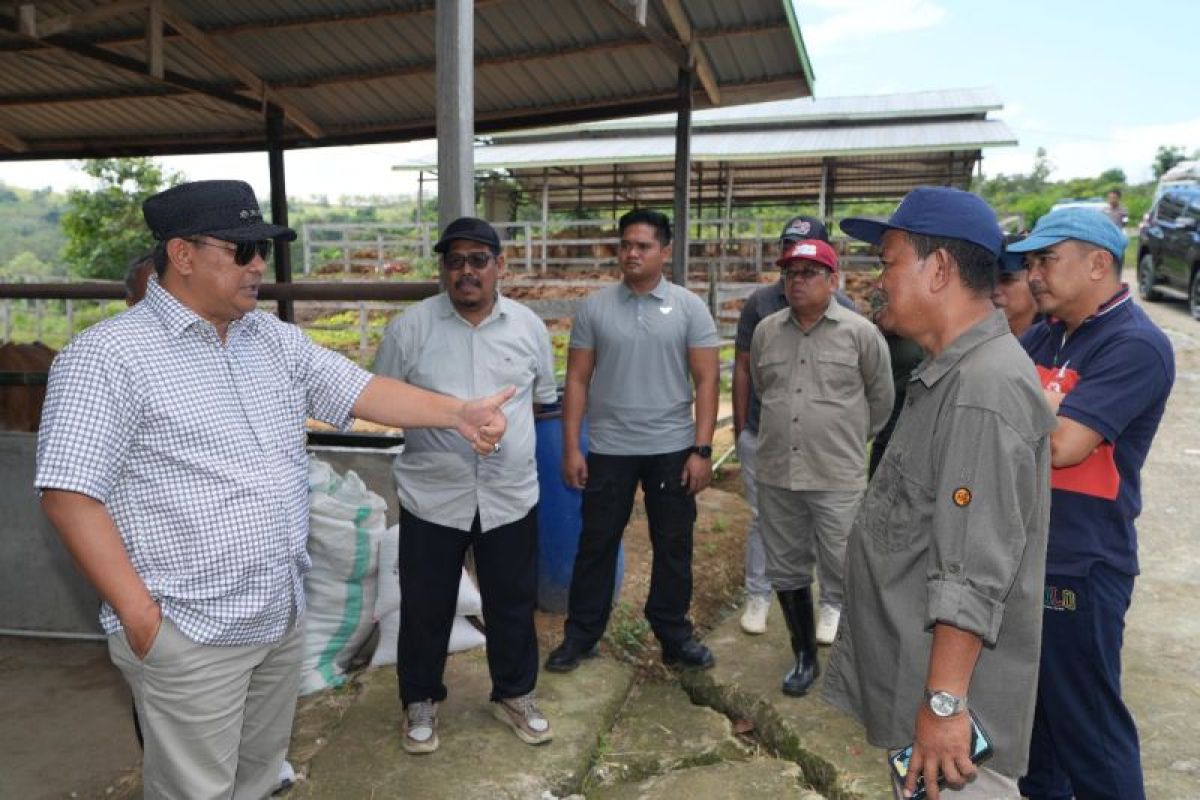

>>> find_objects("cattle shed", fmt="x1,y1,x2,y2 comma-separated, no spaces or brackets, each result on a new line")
395,87,1016,220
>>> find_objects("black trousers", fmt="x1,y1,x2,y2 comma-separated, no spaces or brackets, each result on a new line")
397,506,539,707
563,449,697,652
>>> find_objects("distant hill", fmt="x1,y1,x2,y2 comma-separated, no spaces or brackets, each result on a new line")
0,183,69,277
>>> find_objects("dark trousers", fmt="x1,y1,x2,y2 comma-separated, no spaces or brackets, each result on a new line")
397,507,539,707
1019,563,1144,800
563,450,697,652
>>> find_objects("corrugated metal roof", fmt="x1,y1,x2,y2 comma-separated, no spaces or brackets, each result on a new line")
0,0,813,159
489,87,1003,140
397,119,1015,170
393,88,1016,208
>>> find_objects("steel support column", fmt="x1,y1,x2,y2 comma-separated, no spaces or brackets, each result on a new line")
266,105,292,322
671,67,693,285
436,0,474,230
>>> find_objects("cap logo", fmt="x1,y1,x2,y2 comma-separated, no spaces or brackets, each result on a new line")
795,221,811,235
239,208,262,221
798,243,818,256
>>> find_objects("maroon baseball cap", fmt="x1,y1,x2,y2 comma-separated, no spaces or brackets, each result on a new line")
776,239,839,273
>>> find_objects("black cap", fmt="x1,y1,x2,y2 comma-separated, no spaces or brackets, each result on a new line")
433,217,501,254
779,215,830,244
143,180,296,243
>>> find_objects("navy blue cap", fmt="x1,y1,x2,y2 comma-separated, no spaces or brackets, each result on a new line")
143,180,296,242
779,215,830,244
434,217,501,254
840,186,1003,256
1005,207,1127,263
999,233,1028,273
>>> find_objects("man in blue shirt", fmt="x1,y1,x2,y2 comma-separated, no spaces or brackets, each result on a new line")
1009,209,1175,800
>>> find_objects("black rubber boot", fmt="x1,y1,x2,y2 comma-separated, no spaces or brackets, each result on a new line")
776,587,820,696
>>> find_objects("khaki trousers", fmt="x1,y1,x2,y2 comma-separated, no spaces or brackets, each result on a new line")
109,616,304,800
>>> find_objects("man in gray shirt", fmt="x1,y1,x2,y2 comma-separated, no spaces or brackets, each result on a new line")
374,217,558,754
545,209,721,673
751,237,893,697
824,187,1056,799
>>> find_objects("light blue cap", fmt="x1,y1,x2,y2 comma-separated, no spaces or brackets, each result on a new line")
1006,207,1127,263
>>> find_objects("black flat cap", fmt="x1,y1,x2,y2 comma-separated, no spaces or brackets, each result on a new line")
143,180,297,243
433,216,501,254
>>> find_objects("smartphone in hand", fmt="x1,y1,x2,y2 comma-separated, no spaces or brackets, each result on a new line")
888,710,993,800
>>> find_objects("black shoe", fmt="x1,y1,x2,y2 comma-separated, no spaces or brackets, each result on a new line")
776,588,820,697
544,639,597,673
662,638,715,671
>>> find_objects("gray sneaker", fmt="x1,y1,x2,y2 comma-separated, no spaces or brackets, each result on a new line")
492,692,553,745
403,699,439,754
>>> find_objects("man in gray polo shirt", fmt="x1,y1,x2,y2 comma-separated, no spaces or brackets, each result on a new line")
374,217,558,754
823,187,1055,798
546,209,721,673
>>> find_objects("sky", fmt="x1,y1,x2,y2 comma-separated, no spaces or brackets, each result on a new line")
0,0,1195,199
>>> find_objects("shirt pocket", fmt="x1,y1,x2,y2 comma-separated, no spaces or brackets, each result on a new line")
490,353,537,394
815,348,860,401
867,449,934,553
754,349,792,400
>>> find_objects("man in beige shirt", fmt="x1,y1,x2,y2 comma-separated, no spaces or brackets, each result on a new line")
750,239,893,697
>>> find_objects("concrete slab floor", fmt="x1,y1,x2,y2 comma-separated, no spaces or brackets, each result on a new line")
0,636,140,800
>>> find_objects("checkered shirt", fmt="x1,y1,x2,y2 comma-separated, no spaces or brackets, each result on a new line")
36,280,372,646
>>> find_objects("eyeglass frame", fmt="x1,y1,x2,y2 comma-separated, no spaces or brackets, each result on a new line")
185,237,272,267
441,251,498,271
780,264,833,282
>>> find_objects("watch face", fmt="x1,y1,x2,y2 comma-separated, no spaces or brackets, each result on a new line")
929,691,959,717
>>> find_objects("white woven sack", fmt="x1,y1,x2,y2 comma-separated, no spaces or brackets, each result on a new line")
300,458,386,695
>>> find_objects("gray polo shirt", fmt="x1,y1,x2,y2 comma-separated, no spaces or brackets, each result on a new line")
750,297,893,491
570,277,719,455
822,310,1056,778
373,293,557,532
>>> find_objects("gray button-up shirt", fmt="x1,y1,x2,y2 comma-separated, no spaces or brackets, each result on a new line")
36,280,372,646
570,277,719,455
750,298,893,491
374,293,556,532
822,310,1055,777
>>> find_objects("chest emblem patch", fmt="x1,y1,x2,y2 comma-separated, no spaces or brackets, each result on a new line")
952,487,972,507
659,306,673,314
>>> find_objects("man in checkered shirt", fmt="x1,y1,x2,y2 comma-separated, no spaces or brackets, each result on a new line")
36,180,513,800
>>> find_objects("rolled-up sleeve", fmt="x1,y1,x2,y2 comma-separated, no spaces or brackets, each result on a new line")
924,405,1037,646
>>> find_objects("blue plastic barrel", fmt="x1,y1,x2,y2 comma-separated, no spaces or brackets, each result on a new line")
534,405,623,613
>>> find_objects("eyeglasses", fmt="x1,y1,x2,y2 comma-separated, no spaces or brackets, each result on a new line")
187,238,272,267
442,252,495,271
781,266,831,282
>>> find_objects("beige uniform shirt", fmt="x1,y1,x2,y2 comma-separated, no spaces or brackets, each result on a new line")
749,297,894,491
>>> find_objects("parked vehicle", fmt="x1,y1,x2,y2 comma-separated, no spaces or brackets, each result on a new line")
1137,186,1200,319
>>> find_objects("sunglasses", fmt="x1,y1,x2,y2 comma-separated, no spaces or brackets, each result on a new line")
187,238,272,267
442,251,496,271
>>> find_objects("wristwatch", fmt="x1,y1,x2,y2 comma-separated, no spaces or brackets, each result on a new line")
925,688,967,718
690,445,713,459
